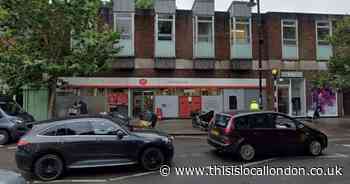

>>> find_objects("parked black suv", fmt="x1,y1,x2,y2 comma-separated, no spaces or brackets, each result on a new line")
15,116,174,181
208,111,328,161
0,96,35,145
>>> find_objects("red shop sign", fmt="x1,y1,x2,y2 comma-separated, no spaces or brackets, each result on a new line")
139,79,148,86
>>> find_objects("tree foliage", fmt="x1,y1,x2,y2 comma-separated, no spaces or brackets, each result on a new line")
313,17,350,90
0,0,119,115
135,0,154,9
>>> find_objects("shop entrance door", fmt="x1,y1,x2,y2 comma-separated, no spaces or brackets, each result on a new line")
133,90,154,117
278,85,290,115
344,91,350,117
179,96,202,118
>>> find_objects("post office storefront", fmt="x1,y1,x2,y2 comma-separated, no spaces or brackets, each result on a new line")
60,77,267,118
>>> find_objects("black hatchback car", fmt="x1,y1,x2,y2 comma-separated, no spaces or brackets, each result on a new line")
208,112,327,161
15,116,174,181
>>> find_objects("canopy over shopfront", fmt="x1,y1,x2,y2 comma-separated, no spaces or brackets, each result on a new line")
60,77,267,89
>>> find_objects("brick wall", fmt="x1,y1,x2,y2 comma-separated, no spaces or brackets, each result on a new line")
135,10,155,58
252,14,269,60
298,14,316,60
264,13,282,60
176,10,193,59
215,12,230,60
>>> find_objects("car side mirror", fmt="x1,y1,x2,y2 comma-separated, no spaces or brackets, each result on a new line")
116,130,125,139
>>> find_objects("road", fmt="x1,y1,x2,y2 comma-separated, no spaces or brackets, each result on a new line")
1,133,350,184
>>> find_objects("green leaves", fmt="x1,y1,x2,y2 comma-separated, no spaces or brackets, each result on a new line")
313,17,350,90
0,0,119,95
135,0,154,9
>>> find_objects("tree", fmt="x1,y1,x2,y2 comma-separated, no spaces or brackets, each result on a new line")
0,0,119,117
313,17,350,90
135,0,154,9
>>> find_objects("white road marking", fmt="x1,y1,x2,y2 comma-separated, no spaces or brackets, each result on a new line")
0,145,4,148
33,179,107,184
109,171,157,181
319,153,348,158
241,158,277,167
7,146,17,150
342,144,350,148
174,136,207,139
329,138,350,142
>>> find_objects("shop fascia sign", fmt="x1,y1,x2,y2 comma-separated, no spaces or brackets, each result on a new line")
280,71,304,78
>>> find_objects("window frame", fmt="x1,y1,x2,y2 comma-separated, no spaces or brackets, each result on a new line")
40,121,94,137
316,20,332,46
156,14,175,41
114,13,134,41
197,16,214,43
90,119,127,136
231,17,252,45
281,19,298,46
273,114,297,130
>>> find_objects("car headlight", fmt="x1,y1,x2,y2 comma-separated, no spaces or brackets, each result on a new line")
163,136,174,144
10,119,24,125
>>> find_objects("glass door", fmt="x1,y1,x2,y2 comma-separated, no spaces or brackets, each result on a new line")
278,85,290,115
133,90,154,117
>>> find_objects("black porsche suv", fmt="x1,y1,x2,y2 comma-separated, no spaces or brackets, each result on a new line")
15,116,174,181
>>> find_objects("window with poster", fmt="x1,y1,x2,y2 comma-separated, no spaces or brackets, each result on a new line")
309,87,338,117
107,89,129,115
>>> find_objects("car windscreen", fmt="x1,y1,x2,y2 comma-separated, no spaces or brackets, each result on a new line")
0,101,24,116
214,114,231,128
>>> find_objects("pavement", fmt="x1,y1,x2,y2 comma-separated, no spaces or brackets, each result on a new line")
156,119,207,136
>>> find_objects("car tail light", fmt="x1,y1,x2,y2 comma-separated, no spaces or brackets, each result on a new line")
224,118,234,134
17,140,30,146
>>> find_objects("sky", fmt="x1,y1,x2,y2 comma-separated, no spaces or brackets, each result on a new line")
176,0,350,14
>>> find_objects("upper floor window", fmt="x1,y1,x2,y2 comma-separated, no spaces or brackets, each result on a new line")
316,21,331,45
114,14,133,40
282,20,298,46
197,17,213,43
157,14,174,41
232,17,251,44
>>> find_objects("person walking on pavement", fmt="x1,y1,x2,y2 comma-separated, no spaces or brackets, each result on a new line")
78,100,88,115
250,99,260,111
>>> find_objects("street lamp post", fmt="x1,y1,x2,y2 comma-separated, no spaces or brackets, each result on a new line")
272,69,279,112
248,0,263,110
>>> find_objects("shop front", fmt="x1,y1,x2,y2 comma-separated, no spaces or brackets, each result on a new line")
277,71,338,117
277,71,307,117
59,77,267,118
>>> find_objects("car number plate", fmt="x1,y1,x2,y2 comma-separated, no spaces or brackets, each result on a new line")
211,129,219,136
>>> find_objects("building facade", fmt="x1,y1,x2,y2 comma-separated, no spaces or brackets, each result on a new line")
59,0,344,118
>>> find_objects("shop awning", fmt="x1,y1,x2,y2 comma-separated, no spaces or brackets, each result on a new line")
60,77,267,89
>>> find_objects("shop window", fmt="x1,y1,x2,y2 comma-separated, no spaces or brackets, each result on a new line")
316,21,331,45
282,20,298,46
229,96,237,110
232,17,251,44
114,14,133,40
157,14,174,41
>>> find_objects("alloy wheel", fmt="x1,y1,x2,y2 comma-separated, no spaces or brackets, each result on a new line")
239,144,255,161
141,148,165,171
309,140,322,156
34,155,63,181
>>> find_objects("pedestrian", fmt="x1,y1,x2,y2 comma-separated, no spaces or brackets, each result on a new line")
313,103,321,120
78,100,88,115
68,101,80,116
250,99,260,111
